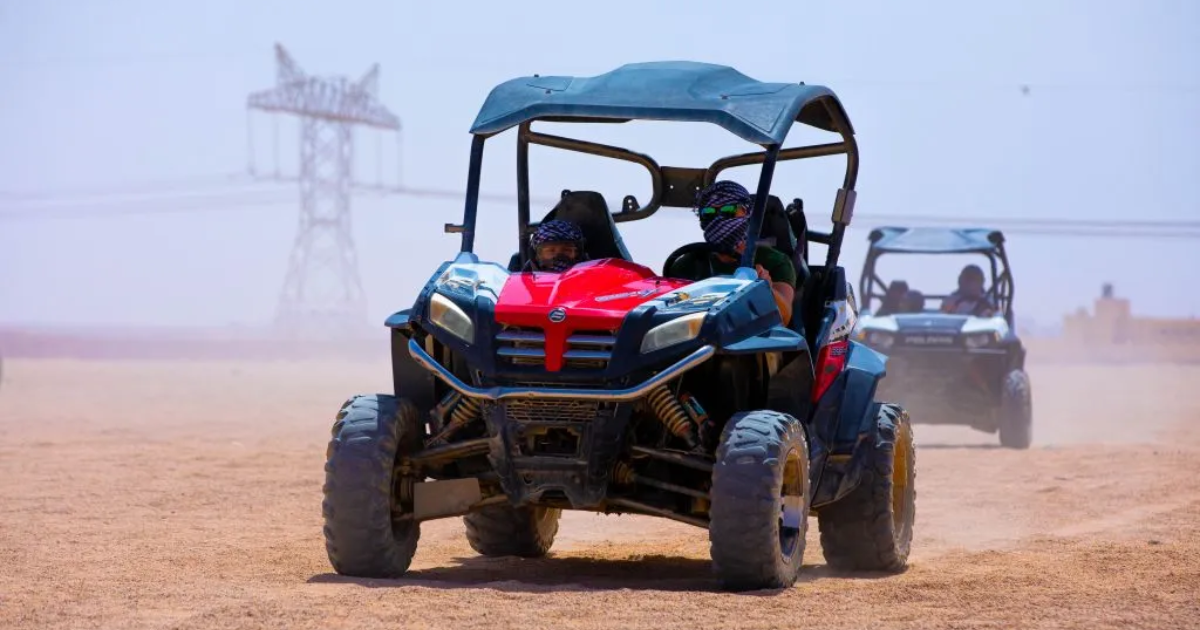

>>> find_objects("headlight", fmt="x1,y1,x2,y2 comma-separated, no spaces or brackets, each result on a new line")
962,316,1010,336
429,292,475,343
640,312,706,354
856,315,898,333
963,331,999,349
433,263,508,301
863,330,895,349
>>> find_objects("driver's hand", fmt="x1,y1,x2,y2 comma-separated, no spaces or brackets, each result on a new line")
755,264,772,282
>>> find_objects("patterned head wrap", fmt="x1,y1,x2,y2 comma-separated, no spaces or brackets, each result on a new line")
703,216,750,256
530,219,586,272
694,180,753,226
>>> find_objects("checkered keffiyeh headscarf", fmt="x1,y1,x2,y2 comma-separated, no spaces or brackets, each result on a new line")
694,180,753,220
703,216,749,256
530,219,586,272
530,219,583,248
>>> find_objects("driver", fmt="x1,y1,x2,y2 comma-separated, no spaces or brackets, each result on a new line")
666,180,796,326
528,219,587,272
940,264,997,316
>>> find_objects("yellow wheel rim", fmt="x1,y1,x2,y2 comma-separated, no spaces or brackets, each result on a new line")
891,419,913,532
779,447,806,559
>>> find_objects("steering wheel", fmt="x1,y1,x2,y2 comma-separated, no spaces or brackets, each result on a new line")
662,242,714,277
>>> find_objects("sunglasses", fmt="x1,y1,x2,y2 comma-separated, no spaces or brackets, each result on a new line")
697,204,746,219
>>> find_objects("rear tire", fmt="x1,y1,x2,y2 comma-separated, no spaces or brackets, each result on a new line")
322,394,422,578
709,410,811,591
464,505,561,557
817,403,915,572
998,369,1033,449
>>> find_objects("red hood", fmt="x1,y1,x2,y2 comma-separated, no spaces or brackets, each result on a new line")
494,258,691,370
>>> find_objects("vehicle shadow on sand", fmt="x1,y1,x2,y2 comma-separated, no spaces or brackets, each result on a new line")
915,443,1004,451
308,554,898,593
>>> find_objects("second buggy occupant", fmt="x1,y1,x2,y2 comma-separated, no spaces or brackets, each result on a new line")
940,264,997,317
665,180,797,326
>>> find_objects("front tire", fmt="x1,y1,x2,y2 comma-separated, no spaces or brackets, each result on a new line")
464,505,561,557
322,394,423,578
709,410,811,591
817,402,915,572
998,369,1033,449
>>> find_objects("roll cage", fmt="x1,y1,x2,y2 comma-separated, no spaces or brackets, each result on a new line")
443,61,861,279
858,226,1016,324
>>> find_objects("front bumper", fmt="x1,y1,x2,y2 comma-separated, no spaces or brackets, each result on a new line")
406,338,716,401
875,346,1007,427
405,338,716,508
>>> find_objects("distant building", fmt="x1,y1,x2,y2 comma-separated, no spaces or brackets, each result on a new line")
1055,284,1200,363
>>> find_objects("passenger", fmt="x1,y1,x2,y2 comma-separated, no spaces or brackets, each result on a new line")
667,180,796,326
877,280,910,316
528,219,587,272
940,264,997,316
901,289,926,313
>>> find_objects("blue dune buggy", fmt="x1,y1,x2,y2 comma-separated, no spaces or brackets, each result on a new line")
322,61,917,591
854,226,1032,448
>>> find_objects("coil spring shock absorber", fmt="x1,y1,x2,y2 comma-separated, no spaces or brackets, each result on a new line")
426,392,482,447
678,392,714,450
646,385,701,451
612,460,636,486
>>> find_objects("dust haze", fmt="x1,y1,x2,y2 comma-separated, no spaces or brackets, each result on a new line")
2,1,1199,629
2,358,1198,629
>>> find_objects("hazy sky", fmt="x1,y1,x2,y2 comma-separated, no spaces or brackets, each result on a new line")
1,0,1197,329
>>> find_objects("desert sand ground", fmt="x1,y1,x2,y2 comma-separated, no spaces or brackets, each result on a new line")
1,357,1197,630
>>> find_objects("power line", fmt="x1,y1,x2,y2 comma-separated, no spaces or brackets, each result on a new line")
0,179,562,219
3,175,1197,238
854,213,1200,230
829,78,1200,95
0,50,260,69
0,188,293,213
5,173,1200,234
0,185,557,221
2,185,1198,240
5,47,1200,96
0,173,257,201
0,194,295,221
847,222,1200,240
4,49,1198,92
2,180,1194,233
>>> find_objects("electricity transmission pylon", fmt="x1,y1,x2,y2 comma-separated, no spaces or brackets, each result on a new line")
247,43,400,338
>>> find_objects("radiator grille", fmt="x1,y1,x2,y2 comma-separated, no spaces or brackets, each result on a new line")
496,327,616,370
503,399,600,423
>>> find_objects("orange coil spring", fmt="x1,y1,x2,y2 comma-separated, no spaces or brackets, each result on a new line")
428,395,481,445
448,395,481,429
646,385,694,440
